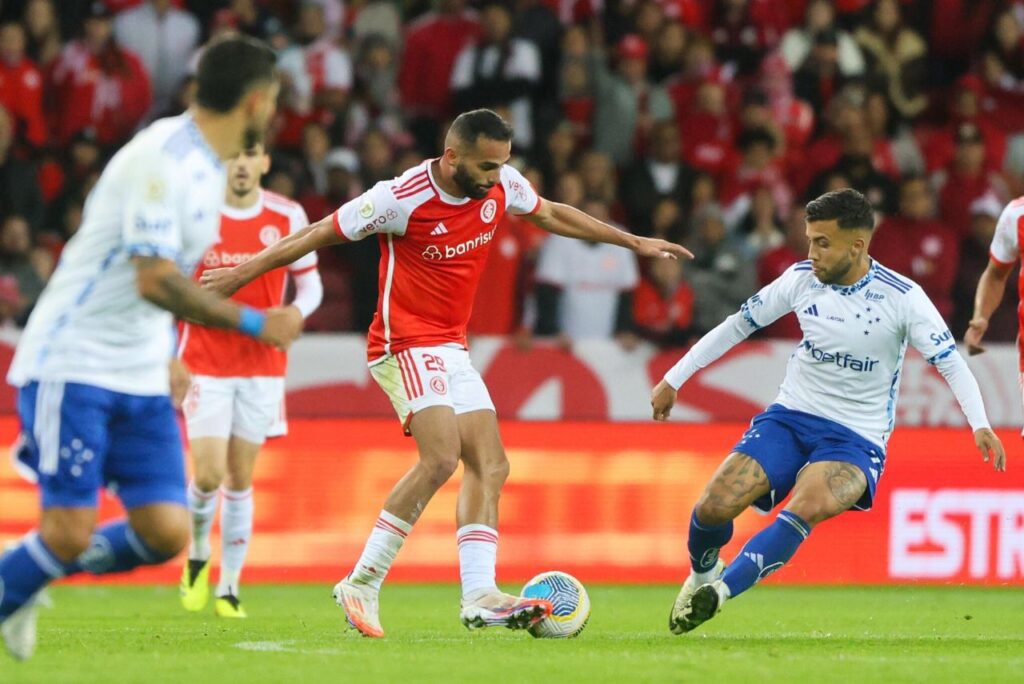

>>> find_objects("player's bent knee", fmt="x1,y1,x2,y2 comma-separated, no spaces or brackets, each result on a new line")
135,511,190,558
694,492,741,527
784,496,838,527
193,467,225,494
40,520,94,561
421,453,460,488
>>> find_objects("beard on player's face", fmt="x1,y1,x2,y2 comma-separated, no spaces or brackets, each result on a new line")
452,161,493,200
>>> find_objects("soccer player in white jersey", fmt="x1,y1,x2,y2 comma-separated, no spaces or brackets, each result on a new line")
177,143,323,618
650,189,1006,634
0,37,302,661
201,109,691,637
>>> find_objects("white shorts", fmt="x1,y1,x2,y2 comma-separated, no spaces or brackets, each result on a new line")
369,346,495,435
182,375,287,444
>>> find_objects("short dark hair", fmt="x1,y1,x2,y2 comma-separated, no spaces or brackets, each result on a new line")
195,36,277,113
806,188,875,230
449,109,514,147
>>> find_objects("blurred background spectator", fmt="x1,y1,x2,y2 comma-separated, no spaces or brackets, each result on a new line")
0,0,1019,348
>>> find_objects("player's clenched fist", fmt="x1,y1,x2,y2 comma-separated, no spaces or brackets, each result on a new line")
200,267,244,297
260,306,303,351
651,379,677,421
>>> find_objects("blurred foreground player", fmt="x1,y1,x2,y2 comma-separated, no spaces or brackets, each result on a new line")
0,37,300,661
651,189,1005,634
178,143,322,618
202,108,691,637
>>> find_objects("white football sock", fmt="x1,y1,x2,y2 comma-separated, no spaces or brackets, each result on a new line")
216,487,253,597
457,524,499,599
348,510,412,592
187,481,219,562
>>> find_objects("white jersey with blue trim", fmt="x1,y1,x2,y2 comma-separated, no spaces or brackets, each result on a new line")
8,114,226,396
665,259,990,448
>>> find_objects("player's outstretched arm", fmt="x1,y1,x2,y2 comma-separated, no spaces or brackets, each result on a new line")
135,256,301,350
526,198,693,260
200,215,339,297
965,259,1013,355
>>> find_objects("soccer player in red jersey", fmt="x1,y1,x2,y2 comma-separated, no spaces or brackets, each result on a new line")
202,109,690,637
178,143,323,618
966,194,1024,411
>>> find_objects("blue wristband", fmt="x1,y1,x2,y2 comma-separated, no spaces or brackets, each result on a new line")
238,307,266,338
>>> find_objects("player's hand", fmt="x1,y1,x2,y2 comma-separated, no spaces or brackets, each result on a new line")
974,428,1007,472
259,306,303,351
200,267,244,297
965,317,988,356
651,379,678,421
634,237,693,261
169,358,191,409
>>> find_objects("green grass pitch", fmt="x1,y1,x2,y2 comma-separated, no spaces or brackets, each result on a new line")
2,584,1023,683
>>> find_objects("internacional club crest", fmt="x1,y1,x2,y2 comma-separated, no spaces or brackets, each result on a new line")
480,198,497,223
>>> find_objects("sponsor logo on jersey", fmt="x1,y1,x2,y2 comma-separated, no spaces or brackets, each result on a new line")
480,198,497,223
930,329,953,346
259,225,282,246
800,339,879,372
421,227,497,260
430,222,449,236
361,207,399,234
803,304,819,317
203,250,260,268
864,289,886,302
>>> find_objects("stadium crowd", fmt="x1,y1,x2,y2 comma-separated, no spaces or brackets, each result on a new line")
0,0,1021,346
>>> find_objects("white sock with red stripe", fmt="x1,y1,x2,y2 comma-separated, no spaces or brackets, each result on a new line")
187,481,219,561
216,487,253,597
457,524,499,599
349,510,412,592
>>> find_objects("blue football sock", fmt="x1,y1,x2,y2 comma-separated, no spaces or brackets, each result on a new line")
0,533,74,621
721,510,811,597
688,508,734,574
72,520,172,575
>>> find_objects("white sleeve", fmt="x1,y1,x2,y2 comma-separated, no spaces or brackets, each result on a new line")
509,40,541,82
286,204,318,272
500,165,541,215
989,201,1021,266
905,287,990,430
333,181,409,242
324,48,353,90
663,312,754,389
289,268,323,318
738,263,804,331
121,153,183,261
450,46,474,89
663,264,804,389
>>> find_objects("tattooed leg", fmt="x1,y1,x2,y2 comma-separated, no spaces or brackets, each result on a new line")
694,452,772,526
784,461,867,528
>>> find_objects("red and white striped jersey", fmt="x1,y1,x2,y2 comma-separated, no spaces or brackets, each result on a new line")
987,195,1024,370
180,190,318,377
333,160,541,361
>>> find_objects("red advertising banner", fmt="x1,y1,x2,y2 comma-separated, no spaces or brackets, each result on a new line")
1,417,1020,585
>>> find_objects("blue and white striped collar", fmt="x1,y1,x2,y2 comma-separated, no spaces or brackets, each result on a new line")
829,259,877,296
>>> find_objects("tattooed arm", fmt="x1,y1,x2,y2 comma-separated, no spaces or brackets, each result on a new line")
133,256,301,350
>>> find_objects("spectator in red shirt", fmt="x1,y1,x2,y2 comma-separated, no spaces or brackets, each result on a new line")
0,23,47,151
920,75,1006,175
872,175,961,319
48,2,151,147
934,122,1013,241
398,0,480,155
710,0,784,76
634,255,695,347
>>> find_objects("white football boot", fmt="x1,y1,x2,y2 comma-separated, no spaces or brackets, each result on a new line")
332,578,384,638
459,589,552,631
669,559,726,634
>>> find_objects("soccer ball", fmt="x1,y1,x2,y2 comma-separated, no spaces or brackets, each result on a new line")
521,571,590,638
